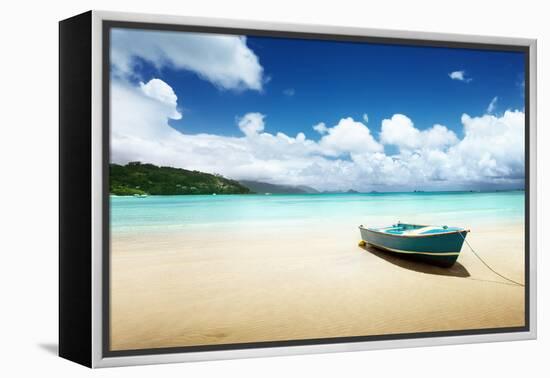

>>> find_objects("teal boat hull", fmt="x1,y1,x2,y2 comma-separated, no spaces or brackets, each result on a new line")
359,224,469,267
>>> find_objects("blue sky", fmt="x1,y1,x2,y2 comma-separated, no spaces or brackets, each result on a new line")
131,36,524,140
110,28,526,191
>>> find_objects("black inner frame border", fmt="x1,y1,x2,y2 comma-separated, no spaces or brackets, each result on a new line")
102,19,531,358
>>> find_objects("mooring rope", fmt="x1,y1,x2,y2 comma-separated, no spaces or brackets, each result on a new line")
458,232,524,287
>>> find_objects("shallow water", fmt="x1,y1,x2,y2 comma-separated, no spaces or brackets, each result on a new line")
111,191,525,234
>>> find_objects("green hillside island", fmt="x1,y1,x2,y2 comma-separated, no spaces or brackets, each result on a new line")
110,162,252,195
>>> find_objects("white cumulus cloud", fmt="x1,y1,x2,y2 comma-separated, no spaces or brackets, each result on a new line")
423,124,459,149
448,111,525,181
312,122,328,135
111,28,265,91
238,112,265,136
380,114,420,149
448,70,472,83
380,114,458,151
140,78,182,120
319,117,383,156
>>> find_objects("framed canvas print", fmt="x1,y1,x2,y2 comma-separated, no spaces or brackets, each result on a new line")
59,10,537,368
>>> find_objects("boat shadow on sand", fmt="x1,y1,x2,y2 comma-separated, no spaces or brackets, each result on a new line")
359,244,471,278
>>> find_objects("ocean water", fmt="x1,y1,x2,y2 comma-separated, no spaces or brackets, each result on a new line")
110,191,525,235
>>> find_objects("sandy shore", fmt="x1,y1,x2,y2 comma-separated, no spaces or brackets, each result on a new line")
110,221,525,351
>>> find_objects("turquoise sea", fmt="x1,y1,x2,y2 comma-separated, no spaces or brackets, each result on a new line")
110,191,525,235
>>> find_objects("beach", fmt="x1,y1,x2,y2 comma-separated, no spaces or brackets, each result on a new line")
109,192,525,351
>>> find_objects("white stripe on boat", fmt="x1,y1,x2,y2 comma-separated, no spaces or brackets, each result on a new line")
366,242,460,256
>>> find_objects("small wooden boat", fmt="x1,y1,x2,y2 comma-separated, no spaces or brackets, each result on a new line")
358,222,469,267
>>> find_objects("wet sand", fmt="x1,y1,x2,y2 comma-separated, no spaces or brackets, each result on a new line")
110,222,525,351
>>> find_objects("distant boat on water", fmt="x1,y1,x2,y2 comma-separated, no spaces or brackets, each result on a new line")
358,222,469,267
133,193,148,198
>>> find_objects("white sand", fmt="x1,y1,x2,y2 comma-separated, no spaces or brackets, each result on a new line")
110,222,525,350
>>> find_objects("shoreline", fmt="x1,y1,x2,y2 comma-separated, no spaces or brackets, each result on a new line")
110,189,526,197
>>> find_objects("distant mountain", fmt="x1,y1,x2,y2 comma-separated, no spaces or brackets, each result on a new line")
296,185,321,194
110,162,252,195
239,180,319,194
322,189,361,194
